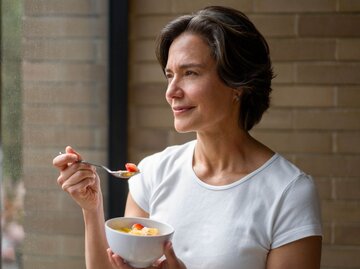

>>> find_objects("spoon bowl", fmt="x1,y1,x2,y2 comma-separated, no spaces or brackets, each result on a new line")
79,161,140,179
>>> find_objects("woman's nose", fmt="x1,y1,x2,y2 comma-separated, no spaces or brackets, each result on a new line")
166,77,183,99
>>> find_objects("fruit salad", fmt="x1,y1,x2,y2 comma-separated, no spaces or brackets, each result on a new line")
117,223,159,236
125,163,139,173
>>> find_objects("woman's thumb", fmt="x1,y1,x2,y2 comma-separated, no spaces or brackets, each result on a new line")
65,146,82,161
162,241,182,268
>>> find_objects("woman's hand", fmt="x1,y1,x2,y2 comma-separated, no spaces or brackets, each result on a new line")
53,146,102,211
107,241,186,269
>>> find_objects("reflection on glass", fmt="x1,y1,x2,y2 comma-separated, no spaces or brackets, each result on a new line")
1,0,24,268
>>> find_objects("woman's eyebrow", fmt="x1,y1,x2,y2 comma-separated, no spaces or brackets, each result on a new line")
165,63,205,72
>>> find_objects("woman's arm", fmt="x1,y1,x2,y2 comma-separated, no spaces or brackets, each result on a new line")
53,147,113,269
266,236,322,269
83,203,113,269
124,193,149,218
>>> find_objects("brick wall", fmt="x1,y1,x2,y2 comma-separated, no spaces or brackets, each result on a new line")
128,1,360,268
21,0,108,268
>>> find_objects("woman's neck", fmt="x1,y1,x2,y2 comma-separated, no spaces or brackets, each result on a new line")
193,130,274,185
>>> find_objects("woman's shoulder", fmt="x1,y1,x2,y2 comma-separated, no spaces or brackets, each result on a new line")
136,140,196,176
262,153,313,189
142,140,196,164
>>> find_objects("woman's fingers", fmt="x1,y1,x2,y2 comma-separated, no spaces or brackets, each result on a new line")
57,162,94,185
62,173,96,195
65,146,83,161
53,148,79,171
106,249,132,269
159,241,186,269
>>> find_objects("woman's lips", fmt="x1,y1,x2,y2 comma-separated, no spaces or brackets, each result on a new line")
172,106,195,115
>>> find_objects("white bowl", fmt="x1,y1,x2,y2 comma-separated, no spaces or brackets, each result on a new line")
105,217,174,268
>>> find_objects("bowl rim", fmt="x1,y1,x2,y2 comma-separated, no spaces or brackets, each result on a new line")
105,216,175,238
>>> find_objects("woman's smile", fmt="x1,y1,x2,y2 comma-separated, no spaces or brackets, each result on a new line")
172,105,196,116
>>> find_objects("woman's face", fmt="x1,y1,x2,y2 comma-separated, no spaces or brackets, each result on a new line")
165,33,239,134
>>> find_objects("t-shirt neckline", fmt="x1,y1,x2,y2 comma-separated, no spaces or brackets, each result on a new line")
186,140,279,190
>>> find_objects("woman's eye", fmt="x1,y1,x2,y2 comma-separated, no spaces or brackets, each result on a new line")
185,70,197,76
165,73,173,80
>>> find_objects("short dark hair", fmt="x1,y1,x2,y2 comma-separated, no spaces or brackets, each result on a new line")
156,6,274,131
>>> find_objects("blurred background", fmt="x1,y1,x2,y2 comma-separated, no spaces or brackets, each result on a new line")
1,0,359,268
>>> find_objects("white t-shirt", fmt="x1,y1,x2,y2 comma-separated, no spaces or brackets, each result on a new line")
129,140,322,269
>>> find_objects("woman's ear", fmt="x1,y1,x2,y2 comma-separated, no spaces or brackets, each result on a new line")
232,89,241,102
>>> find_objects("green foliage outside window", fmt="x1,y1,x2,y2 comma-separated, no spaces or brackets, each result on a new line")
1,0,22,184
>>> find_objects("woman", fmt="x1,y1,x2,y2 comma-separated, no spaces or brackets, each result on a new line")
53,6,322,269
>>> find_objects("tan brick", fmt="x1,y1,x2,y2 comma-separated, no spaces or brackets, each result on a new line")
322,245,360,267
294,109,360,130
297,63,360,84
93,0,107,15
43,104,106,127
23,167,59,190
131,83,167,105
95,40,108,64
21,138,106,169
23,105,103,126
322,200,360,223
61,235,85,256
171,0,253,13
268,38,336,61
136,106,173,128
133,39,157,62
321,222,332,244
295,154,360,177
23,82,97,105
254,0,336,13
334,223,360,245
25,0,95,15
298,14,360,37
255,108,293,129
25,210,84,235
23,233,62,256
128,128,168,151
23,126,99,148
338,0,360,12
272,63,295,83
252,130,332,153
334,178,360,200
23,39,96,61
22,255,85,269
337,86,360,107
337,39,360,60
337,132,360,153
22,62,106,82
132,63,165,84
272,86,335,107
314,177,333,200
132,15,175,38
24,233,84,257
129,148,159,164
250,15,296,37
59,192,85,212
24,190,62,211
132,0,172,14
22,146,105,169
23,17,107,38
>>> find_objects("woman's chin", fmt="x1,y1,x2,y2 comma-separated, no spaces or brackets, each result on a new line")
174,123,193,133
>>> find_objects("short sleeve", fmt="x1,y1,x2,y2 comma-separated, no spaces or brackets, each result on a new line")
128,155,156,213
271,174,323,249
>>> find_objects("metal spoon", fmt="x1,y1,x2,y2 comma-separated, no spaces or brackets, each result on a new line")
79,160,140,179
58,152,139,179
